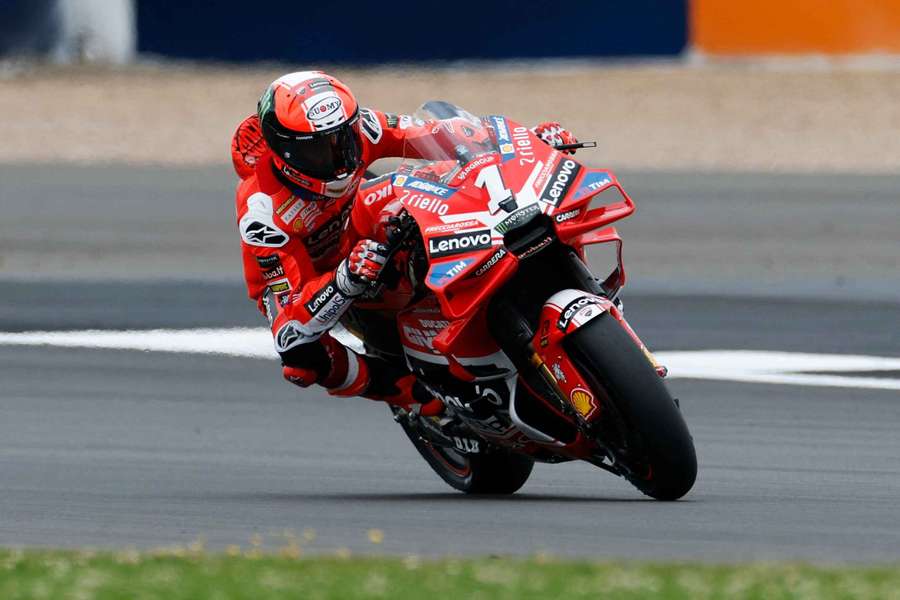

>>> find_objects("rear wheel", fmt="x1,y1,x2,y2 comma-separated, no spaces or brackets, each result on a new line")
396,416,534,494
565,313,697,500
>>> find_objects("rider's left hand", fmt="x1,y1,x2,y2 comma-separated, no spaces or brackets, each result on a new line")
532,121,578,154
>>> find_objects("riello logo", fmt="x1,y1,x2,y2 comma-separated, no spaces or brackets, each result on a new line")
428,230,492,258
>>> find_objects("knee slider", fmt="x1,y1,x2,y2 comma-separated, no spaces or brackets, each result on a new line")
282,365,318,388
279,340,331,386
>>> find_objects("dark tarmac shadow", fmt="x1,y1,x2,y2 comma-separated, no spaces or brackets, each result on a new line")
180,491,664,504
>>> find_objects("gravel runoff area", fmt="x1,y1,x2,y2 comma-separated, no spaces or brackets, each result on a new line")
2,61,900,172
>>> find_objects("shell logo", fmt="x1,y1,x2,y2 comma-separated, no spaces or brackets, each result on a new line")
570,387,598,419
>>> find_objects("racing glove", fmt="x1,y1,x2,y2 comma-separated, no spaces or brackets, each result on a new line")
335,239,389,297
532,121,578,154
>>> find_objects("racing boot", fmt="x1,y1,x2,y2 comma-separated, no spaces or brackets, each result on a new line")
279,332,443,413
362,370,444,416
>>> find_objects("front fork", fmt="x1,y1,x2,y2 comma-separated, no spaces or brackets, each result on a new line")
531,289,650,424
489,262,665,428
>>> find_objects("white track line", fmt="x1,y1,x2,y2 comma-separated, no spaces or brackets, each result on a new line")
1,328,899,391
0,328,277,359
658,350,900,391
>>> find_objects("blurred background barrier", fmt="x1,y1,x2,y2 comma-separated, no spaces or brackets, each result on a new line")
134,0,688,62
692,0,900,55
0,0,135,63
0,0,62,57
8,1,900,64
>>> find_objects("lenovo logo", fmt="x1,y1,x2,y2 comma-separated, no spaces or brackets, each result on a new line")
304,283,337,315
428,230,492,258
540,159,582,206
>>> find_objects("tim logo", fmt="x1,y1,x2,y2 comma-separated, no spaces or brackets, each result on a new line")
427,259,472,286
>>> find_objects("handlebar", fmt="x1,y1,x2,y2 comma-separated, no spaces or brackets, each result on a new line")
553,141,597,152
372,210,419,291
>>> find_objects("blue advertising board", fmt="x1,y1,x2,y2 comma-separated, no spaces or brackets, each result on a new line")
137,0,687,62
0,0,60,55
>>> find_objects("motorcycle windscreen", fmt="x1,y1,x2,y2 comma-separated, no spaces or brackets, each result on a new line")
398,103,498,182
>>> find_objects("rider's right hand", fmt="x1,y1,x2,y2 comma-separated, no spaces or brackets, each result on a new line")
336,239,390,297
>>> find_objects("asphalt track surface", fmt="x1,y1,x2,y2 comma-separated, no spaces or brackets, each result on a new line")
2,165,898,300
1,166,898,561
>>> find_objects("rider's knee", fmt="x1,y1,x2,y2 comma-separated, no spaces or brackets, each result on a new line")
282,364,319,388
276,325,331,388
275,328,369,395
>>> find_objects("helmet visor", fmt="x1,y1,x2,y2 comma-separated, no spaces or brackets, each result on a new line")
266,117,362,181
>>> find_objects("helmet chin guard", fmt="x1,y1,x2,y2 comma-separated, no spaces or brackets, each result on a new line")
323,172,363,198
274,157,363,200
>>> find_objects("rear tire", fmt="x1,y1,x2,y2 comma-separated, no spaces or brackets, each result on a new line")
565,313,697,500
397,417,534,494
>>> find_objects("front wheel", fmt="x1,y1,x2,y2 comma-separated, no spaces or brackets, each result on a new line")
396,415,534,494
565,313,697,500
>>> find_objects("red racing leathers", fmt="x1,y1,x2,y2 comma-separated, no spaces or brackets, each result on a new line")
233,109,576,404
234,109,433,403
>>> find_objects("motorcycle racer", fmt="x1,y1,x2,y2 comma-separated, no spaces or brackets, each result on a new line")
232,71,578,406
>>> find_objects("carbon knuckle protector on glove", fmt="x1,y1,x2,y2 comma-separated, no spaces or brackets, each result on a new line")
336,239,389,296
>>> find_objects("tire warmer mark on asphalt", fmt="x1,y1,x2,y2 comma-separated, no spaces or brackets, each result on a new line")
1,328,899,391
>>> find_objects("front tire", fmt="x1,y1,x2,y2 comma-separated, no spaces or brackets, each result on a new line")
565,313,697,500
396,416,534,494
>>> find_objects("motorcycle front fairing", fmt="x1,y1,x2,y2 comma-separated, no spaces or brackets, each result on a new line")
373,106,646,444
354,106,695,495
389,108,634,346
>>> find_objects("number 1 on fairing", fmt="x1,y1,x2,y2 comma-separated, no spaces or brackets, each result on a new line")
475,164,513,214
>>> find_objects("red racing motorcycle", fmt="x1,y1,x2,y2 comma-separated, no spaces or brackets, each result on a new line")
345,102,696,500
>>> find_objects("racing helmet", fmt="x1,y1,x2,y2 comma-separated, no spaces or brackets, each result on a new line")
258,71,363,198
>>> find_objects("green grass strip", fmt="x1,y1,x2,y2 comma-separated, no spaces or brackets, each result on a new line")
1,549,899,599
